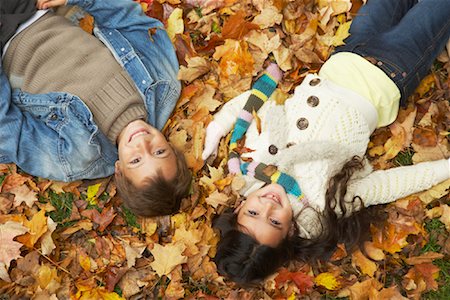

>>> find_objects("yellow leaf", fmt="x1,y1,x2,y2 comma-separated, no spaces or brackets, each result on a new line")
205,190,229,209
173,227,201,256
287,292,297,300
17,209,47,248
332,21,351,46
79,251,91,272
86,183,101,205
418,179,450,205
352,249,377,277
41,216,57,256
439,204,450,231
315,272,340,290
37,264,58,289
415,74,435,97
150,242,187,277
167,8,184,41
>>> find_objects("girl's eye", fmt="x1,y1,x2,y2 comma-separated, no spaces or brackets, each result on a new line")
130,158,141,164
154,149,166,156
270,219,281,226
248,210,258,216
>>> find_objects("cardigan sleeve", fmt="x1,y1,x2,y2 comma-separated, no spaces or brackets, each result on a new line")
212,90,252,135
345,159,450,209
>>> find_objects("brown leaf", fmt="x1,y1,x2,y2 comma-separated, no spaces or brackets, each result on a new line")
150,242,187,277
222,10,259,40
81,206,116,232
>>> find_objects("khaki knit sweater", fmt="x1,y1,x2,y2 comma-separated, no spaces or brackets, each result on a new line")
3,12,146,144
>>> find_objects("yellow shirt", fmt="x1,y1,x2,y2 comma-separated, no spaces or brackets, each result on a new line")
319,52,401,127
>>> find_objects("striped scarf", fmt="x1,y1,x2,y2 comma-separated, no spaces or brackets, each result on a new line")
228,65,305,201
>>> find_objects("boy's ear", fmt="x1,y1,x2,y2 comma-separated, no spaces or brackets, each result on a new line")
114,161,121,176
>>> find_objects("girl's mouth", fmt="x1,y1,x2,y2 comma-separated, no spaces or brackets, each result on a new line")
263,192,282,206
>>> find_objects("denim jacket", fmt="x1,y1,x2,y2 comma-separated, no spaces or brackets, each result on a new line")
0,0,181,181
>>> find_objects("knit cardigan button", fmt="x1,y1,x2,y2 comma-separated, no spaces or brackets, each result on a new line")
268,144,278,155
309,78,321,86
297,118,309,130
307,96,319,107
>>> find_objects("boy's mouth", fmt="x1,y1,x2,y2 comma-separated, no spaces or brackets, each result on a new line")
128,129,150,142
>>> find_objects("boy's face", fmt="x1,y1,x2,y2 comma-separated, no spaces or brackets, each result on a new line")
236,184,293,247
115,120,177,187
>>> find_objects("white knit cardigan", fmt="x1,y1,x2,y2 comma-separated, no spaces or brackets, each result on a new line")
210,74,450,238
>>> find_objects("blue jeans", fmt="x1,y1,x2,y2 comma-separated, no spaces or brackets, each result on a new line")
335,0,450,105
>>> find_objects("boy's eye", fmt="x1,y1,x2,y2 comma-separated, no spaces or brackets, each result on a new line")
248,210,258,216
154,149,166,156
130,158,141,164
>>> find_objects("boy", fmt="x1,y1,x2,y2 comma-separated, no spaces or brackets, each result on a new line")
0,0,192,216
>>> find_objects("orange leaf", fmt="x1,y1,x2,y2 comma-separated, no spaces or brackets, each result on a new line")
222,10,259,40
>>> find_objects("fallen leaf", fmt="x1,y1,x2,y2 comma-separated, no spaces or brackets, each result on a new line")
150,242,187,277
167,8,184,41
10,185,37,208
352,249,377,277
315,272,340,290
0,221,28,281
16,209,48,248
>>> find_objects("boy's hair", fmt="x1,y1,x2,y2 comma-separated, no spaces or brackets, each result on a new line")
213,156,385,284
115,145,192,217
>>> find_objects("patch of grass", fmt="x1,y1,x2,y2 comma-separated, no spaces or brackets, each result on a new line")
393,148,414,167
0,174,6,186
47,191,74,224
421,219,446,253
423,258,450,300
422,218,450,299
121,205,140,229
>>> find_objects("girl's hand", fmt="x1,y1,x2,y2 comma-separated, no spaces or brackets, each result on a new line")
36,0,67,10
202,121,225,161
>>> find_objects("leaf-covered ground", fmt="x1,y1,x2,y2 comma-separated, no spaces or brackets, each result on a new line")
1,0,450,299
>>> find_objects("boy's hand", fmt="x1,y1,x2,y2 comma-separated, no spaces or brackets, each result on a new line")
202,121,225,161
37,0,67,10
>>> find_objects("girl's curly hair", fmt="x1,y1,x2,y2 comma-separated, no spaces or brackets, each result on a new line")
213,156,385,285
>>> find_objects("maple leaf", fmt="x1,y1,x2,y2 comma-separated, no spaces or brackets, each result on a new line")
315,272,340,290
253,6,283,29
16,209,48,248
332,20,351,46
0,221,28,281
81,206,116,232
383,108,417,160
173,227,202,256
352,249,377,277
41,216,57,255
122,241,145,268
337,278,383,299
167,8,184,41
150,242,187,277
10,185,37,208
363,241,385,261
205,190,229,209
178,56,211,83
222,10,259,40
274,269,314,294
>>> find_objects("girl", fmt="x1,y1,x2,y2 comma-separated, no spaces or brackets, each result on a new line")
202,0,450,284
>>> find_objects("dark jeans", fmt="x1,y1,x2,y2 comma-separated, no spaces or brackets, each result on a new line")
335,0,450,105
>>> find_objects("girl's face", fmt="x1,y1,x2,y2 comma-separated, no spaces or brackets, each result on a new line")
236,184,293,247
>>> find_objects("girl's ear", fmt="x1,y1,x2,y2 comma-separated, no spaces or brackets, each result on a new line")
233,200,245,214
288,221,296,237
